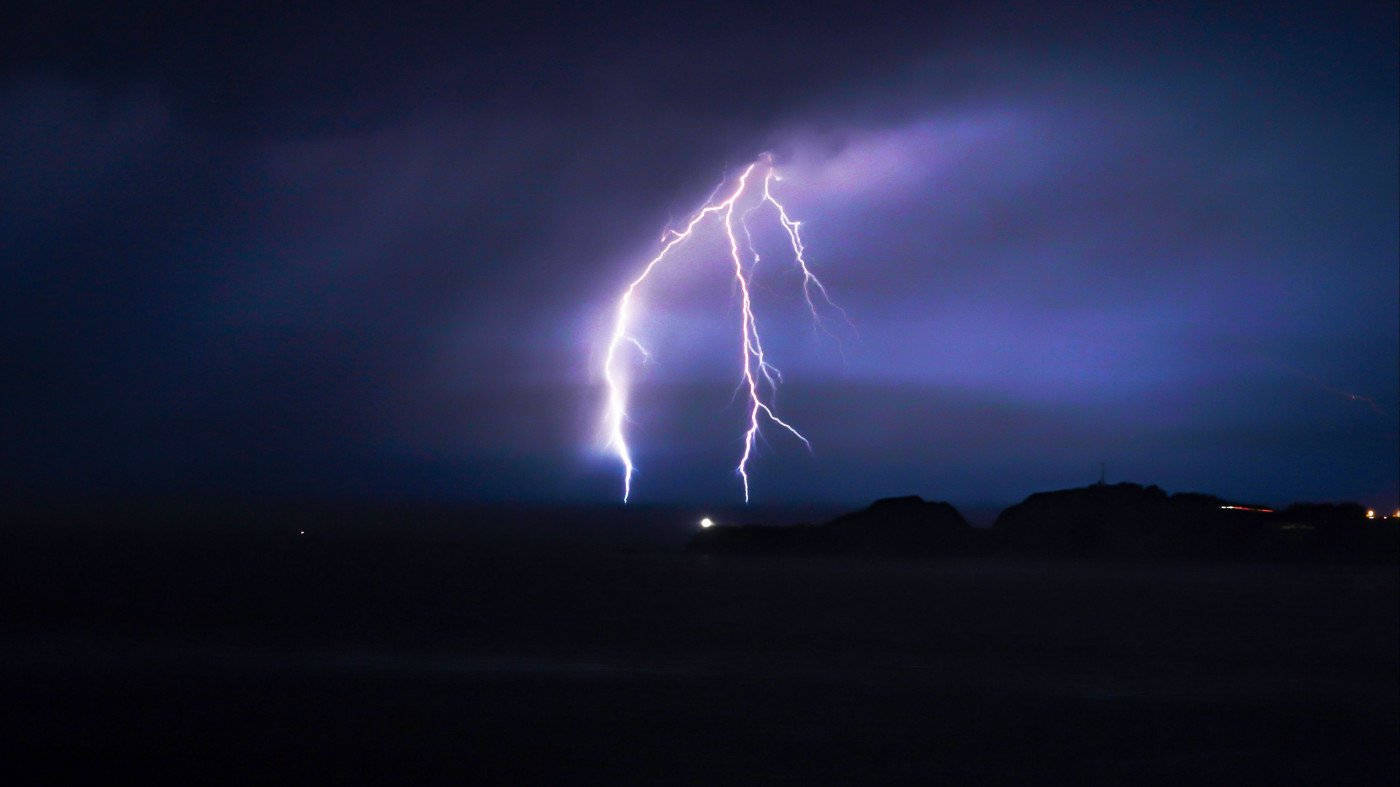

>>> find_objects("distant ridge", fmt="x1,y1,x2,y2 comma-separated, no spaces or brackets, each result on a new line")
688,495,992,556
689,483,1397,562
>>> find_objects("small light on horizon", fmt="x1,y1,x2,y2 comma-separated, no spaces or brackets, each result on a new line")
299,530,306,535
1366,509,1375,519
699,517,715,529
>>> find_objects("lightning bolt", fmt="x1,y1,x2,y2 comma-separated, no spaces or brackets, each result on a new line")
602,155,845,502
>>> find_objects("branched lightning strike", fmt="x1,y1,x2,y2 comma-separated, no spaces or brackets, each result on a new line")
602,156,844,502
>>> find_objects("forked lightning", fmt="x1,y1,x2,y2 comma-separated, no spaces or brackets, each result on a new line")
602,155,845,502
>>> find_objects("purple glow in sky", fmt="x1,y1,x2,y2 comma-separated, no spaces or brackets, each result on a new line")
2,2,1395,510
599,155,850,503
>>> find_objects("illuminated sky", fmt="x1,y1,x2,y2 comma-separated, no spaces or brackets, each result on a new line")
3,2,1396,508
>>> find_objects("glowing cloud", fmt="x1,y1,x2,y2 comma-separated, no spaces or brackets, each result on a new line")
601,155,845,502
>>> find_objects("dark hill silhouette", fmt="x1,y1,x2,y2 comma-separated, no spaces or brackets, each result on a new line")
994,482,1395,561
994,482,1200,557
688,495,985,556
689,483,1396,561
823,496,979,553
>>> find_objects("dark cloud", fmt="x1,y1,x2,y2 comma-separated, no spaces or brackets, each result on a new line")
3,2,1395,507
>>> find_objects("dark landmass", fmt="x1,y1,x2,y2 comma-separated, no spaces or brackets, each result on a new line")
3,493,1397,783
995,483,1397,561
689,483,1399,563
688,495,996,555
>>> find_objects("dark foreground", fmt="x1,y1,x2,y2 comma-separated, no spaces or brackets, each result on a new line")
4,526,1397,784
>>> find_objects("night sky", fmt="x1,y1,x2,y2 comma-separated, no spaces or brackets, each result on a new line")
4,2,1396,509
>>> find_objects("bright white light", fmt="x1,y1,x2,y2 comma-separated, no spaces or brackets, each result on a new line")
1366,509,1375,519
699,517,715,528
601,156,845,503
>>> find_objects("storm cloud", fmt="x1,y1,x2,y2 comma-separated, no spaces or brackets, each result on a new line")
3,2,1395,507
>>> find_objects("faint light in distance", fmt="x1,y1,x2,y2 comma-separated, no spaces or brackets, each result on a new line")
1366,509,1376,519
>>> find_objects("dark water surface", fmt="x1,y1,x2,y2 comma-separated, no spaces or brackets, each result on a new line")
4,529,1397,783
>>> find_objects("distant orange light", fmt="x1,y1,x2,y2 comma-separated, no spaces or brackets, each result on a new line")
1366,509,1376,519
1219,505,1274,513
